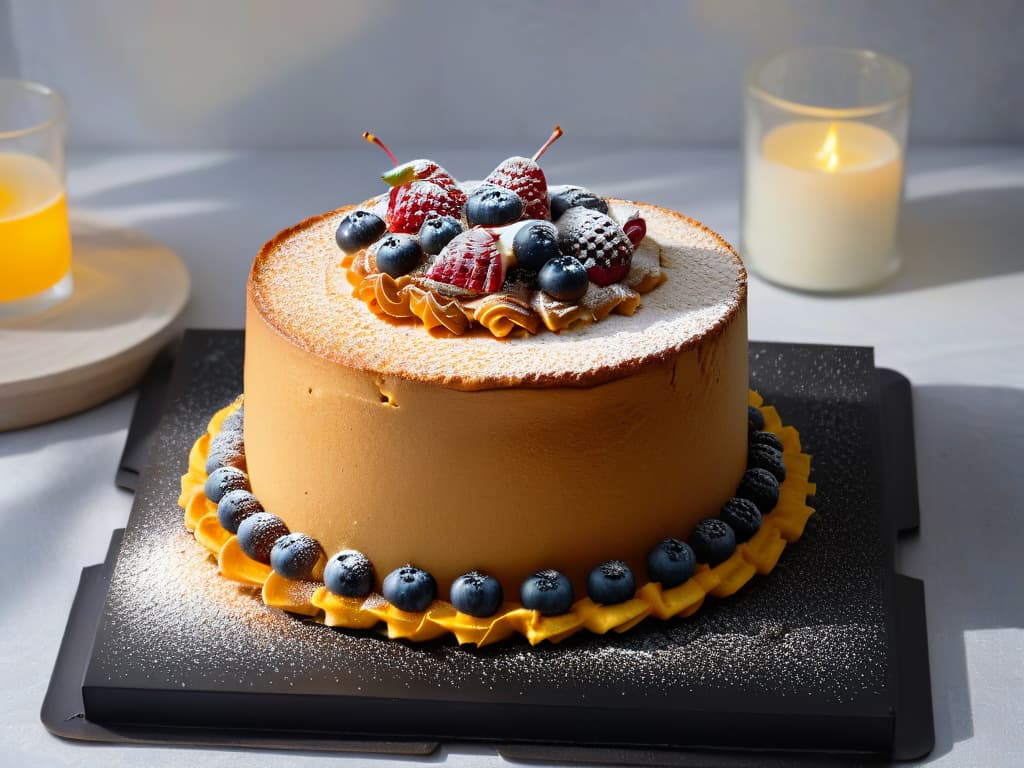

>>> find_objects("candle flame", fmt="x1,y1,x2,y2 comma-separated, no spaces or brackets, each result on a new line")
816,123,840,172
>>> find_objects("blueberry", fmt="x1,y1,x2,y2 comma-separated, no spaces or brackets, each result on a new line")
216,489,263,533
587,560,636,605
512,221,561,271
719,497,763,543
465,184,524,227
419,215,463,255
450,571,504,617
520,569,574,616
748,405,765,433
221,407,244,433
549,187,609,221
236,512,289,564
750,429,784,453
204,429,245,474
748,443,787,483
323,550,375,598
374,233,423,278
538,255,589,302
688,518,737,566
382,565,437,612
205,466,249,504
335,209,386,252
646,537,696,588
737,467,781,514
270,533,324,580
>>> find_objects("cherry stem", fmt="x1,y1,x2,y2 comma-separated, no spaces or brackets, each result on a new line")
531,125,563,162
363,131,398,166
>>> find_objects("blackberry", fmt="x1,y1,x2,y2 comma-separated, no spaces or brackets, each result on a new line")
748,443,787,483
719,497,763,542
737,467,781,514
688,518,737,566
750,429,783,452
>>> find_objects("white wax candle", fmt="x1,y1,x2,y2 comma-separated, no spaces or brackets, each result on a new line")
742,120,902,292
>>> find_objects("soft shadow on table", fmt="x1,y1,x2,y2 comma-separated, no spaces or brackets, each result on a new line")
900,383,1024,763
0,394,134,624
880,187,1024,295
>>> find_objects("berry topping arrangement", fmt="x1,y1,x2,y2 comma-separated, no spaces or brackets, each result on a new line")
333,127,663,337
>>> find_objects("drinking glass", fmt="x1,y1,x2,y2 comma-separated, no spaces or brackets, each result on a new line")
0,79,72,318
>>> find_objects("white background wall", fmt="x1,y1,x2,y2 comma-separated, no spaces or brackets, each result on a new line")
2,0,1022,149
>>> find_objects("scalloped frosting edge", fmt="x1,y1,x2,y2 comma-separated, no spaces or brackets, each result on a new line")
179,392,815,646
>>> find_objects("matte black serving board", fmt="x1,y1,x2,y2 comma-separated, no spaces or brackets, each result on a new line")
43,331,933,763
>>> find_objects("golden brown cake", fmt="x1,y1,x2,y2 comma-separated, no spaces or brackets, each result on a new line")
244,200,747,596
179,147,815,645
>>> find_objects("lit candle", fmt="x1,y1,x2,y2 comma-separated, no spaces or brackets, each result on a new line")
742,120,903,292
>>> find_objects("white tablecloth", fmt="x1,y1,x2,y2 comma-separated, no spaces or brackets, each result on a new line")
2,145,1022,767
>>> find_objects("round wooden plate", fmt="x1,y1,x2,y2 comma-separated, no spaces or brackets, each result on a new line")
0,213,190,431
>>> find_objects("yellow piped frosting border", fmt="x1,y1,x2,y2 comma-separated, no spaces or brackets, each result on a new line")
179,392,815,646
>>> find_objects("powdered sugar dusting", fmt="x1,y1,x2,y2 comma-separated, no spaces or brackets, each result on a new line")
250,200,744,390
86,334,889,716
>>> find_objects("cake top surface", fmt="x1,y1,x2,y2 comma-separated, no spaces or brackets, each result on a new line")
249,200,745,390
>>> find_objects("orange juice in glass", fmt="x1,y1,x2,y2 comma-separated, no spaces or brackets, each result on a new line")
0,80,72,318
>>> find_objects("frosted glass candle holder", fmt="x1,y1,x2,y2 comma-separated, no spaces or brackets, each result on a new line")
741,48,911,293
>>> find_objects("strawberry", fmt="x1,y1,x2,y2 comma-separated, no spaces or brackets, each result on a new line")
383,159,466,207
483,126,562,221
363,132,466,231
556,207,633,286
425,229,511,294
387,180,462,234
484,156,549,221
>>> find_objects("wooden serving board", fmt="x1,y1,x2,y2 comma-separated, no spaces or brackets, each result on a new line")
0,212,190,431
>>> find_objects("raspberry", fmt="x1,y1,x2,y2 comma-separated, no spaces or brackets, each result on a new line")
386,180,462,234
556,207,633,286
